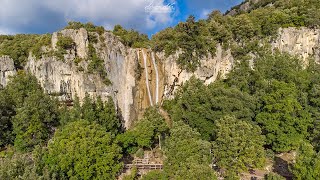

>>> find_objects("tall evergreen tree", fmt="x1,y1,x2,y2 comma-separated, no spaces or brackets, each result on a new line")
81,93,96,123
13,92,59,151
0,90,15,147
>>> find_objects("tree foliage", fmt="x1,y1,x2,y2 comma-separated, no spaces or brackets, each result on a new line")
117,108,168,153
56,35,75,50
0,71,60,151
0,91,15,147
44,120,123,180
163,121,217,180
141,170,167,180
0,34,51,67
61,94,121,135
212,116,266,176
13,92,59,151
0,153,39,179
291,142,320,180
113,25,150,48
165,77,256,140
256,80,312,152
64,21,105,35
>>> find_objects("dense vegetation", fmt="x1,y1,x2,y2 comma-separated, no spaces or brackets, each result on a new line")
1,0,320,179
0,34,51,68
64,21,106,35
113,24,150,48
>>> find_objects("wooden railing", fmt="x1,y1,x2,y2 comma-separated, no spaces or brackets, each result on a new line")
124,158,163,170
124,164,163,170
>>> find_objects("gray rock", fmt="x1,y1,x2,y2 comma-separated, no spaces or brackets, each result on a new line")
0,56,16,88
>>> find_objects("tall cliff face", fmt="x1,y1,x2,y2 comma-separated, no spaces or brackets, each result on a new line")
25,28,140,128
1,27,319,128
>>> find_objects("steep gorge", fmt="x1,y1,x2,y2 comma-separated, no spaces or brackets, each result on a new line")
1,27,320,128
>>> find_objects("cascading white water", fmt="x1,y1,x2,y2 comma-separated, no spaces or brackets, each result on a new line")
151,52,159,104
142,50,154,106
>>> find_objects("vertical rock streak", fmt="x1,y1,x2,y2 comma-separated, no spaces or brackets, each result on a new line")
151,52,159,104
142,50,153,106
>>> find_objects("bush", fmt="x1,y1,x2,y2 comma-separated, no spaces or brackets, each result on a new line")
0,34,52,67
56,35,74,50
64,21,105,35
113,24,150,48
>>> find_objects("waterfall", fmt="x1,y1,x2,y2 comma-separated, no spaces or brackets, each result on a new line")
151,52,159,104
142,50,153,106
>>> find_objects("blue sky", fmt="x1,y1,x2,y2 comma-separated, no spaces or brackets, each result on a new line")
0,0,243,36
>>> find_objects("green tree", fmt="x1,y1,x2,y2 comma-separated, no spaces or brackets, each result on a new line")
212,116,266,177
167,77,256,140
0,34,51,67
70,95,82,121
291,142,320,180
81,93,96,122
117,108,168,153
151,27,177,54
232,14,258,41
113,25,150,48
5,71,43,106
96,96,121,135
306,60,320,151
256,80,312,152
0,153,35,179
254,53,309,91
0,90,15,147
141,170,167,180
133,108,169,149
44,120,123,179
56,36,75,50
13,92,59,151
164,121,217,180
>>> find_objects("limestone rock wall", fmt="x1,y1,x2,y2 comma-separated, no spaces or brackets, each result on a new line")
25,57,111,102
159,45,234,99
27,30,139,128
0,56,16,88
272,27,320,64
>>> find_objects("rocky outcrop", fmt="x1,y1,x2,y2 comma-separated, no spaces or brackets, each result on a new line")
272,27,320,64
52,28,89,59
25,57,111,102
159,45,234,99
227,0,263,16
0,56,16,88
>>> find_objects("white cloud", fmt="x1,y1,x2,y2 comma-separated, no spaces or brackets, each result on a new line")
0,0,176,34
0,28,14,35
145,0,175,29
200,9,211,19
